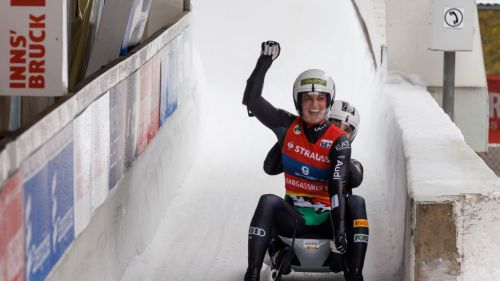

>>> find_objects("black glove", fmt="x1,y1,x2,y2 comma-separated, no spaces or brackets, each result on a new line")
331,233,348,254
261,41,280,61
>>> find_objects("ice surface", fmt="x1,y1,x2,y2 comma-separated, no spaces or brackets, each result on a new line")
119,0,403,280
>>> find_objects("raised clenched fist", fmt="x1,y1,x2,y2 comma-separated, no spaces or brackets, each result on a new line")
261,41,280,61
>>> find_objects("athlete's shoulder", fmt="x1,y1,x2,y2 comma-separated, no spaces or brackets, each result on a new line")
326,123,347,139
276,109,297,128
278,109,295,118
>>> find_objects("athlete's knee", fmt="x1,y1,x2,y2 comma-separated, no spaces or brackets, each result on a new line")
347,195,366,209
347,195,367,218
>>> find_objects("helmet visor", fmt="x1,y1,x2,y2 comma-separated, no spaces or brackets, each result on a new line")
300,91,328,99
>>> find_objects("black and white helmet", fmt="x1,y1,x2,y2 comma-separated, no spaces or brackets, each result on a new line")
292,69,336,116
328,100,360,142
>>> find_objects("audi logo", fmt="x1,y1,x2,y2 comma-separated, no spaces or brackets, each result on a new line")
249,227,266,237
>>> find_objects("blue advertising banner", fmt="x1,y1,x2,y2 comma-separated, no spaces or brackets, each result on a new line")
47,143,74,262
160,43,178,125
23,125,74,281
23,166,52,281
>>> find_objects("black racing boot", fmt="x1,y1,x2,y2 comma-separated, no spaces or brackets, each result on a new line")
344,269,363,281
244,265,260,281
271,247,292,275
349,274,364,281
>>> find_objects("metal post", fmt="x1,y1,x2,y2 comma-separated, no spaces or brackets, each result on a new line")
8,96,21,131
184,0,191,11
443,51,455,121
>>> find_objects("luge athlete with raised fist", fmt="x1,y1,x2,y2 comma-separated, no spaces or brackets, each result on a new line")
242,41,351,281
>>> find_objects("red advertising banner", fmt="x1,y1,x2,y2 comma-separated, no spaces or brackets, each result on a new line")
137,60,152,155
0,0,68,96
149,55,161,142
137,57,160,155
0,171,24,281
488,75,500,144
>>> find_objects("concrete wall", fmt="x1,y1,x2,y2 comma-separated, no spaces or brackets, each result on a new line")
0,13,200,281
385,0,489,152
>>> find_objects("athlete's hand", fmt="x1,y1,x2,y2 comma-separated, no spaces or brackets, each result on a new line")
261,41,280,61
330,233,348,254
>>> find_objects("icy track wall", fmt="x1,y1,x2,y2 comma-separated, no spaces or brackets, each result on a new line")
351,0,386,68
0,13,199,281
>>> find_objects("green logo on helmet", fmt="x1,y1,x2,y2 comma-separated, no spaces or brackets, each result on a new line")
300,78,327,86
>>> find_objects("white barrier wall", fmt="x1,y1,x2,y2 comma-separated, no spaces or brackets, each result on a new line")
384,75,500,281
0,12,200,281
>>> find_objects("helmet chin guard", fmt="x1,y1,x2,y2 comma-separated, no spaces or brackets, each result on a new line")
293,69,336,116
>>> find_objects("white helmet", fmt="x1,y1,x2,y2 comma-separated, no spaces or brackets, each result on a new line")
328,100,360,142
293,69,335,115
